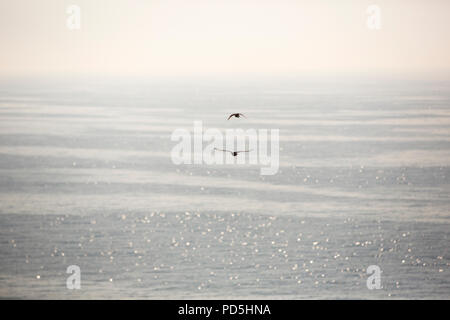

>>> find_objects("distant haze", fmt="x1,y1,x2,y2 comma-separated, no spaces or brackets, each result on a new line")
1,0,450,78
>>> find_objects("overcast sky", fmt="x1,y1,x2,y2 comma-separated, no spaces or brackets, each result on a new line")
1,0,449,78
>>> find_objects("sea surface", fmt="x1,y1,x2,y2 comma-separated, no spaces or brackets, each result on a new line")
0,76,449,299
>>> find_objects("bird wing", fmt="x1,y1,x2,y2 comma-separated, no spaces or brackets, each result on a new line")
238,113,247,118
214,148,232,153
227,114,235,120
236,149,252,153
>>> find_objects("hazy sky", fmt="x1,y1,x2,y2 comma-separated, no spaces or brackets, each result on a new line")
0,0,449,77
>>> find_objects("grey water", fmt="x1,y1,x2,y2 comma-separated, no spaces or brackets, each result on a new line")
0,76,449,299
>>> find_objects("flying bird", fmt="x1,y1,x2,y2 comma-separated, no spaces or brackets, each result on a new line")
214,148,252,157
227,113,246,120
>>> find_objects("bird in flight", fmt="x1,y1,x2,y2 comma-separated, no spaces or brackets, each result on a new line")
227,113,246,120
214,148,252,157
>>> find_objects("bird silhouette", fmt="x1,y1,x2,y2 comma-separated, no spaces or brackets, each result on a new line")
227,113,246,120
214,148,252,157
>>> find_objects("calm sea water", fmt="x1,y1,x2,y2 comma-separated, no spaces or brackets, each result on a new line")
0,76,449,299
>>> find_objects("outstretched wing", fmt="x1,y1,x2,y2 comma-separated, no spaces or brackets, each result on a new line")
236,149,252,153
227,113,236,120
238,113,247,118
214,148,232,153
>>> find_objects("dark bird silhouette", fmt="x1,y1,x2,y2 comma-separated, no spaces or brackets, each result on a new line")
227,113,246,120
214,148,252,157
